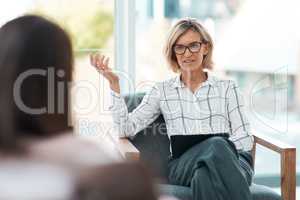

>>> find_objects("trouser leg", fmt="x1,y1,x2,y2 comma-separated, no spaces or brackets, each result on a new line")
239,151,254,186
168,136,252,200
191,166,220,200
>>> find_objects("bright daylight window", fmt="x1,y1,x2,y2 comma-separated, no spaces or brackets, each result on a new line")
0,0,115,138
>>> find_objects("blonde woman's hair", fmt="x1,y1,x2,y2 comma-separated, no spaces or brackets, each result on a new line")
164,18,214,73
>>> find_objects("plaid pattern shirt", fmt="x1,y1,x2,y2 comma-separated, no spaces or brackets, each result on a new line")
109,73,254,151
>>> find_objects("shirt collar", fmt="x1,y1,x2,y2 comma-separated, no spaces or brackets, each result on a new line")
171,72,216,89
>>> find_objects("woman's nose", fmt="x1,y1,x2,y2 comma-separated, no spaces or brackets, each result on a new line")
183,48,192,57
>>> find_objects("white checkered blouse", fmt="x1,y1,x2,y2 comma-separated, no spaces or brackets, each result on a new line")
109,73,254,151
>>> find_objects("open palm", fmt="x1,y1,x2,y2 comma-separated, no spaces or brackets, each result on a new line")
90,53,119,84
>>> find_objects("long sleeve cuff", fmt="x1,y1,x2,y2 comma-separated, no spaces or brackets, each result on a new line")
109,90,124,111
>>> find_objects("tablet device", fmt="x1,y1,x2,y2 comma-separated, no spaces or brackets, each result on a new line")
170,133,229,159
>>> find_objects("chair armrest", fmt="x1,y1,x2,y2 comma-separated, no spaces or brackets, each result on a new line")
252,132,296,200
117,138,140,161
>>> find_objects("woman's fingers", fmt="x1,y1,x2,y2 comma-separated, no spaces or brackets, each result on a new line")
95,54,101,68
95,54,102,67
90,53,101,69
89,53,113,80
103,57,109,69
94,54,108,70
99,55,105,66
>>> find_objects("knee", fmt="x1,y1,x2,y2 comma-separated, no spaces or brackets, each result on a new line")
205,136,237,153
205,136,228,147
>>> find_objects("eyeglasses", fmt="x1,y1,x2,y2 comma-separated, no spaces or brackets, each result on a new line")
173,42,203,55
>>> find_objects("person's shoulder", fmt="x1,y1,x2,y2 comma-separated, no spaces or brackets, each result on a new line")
160,76,179,88
29,133,119,168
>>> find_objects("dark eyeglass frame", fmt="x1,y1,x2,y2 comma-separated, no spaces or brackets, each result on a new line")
173,41,203,55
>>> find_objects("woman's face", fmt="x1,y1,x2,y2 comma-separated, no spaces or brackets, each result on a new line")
174,29,208,72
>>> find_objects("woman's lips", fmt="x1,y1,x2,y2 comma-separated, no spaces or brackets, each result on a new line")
183,60,195,63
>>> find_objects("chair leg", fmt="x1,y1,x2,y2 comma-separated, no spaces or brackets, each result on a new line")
281,149,296,200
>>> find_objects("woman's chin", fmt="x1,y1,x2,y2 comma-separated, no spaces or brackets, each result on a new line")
181,65,201,72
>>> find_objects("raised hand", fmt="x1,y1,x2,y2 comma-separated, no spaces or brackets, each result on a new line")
90,53,120,93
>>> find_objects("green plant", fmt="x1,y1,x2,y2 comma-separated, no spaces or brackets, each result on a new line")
29,6,113,56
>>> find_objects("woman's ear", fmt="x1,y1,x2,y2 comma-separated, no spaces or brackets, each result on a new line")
203,44,209,55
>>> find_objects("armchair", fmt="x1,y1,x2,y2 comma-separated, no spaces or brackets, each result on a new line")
116,93,296,200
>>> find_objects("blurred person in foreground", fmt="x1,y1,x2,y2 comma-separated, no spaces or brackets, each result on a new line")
0,14,164,200
0,14,117,168
90,18,254,200
76,161,160,200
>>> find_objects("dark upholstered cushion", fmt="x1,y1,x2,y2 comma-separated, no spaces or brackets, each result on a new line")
124,93,170,178
250,184,282,200
158,184,281,200
157,184,192,200
124,93,282,200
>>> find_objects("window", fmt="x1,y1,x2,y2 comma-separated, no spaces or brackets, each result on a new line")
0,0,115,136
